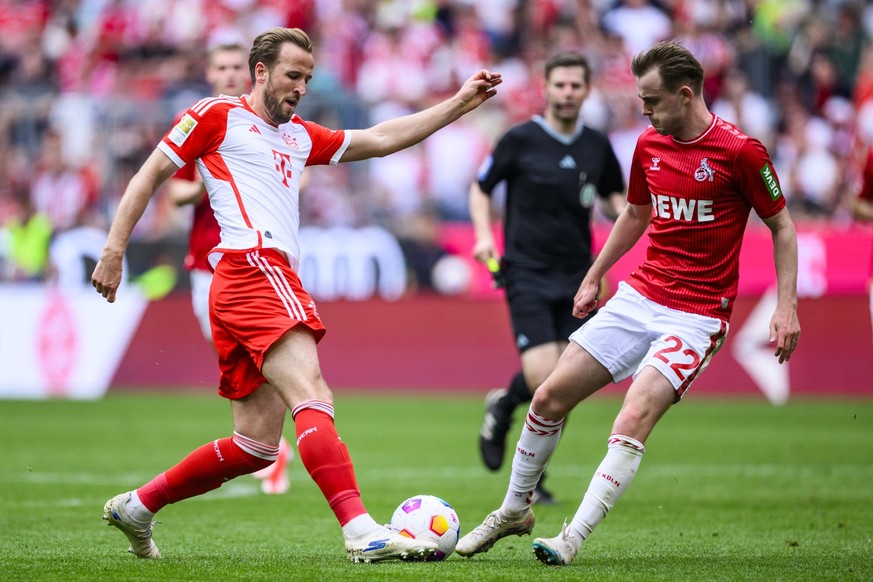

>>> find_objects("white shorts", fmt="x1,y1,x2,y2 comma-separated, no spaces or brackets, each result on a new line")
190,268,213,342
569,282,728,398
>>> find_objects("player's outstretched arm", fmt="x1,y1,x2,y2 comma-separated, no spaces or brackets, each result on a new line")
341,69,502,162
92,149,179,303
762,208,800,363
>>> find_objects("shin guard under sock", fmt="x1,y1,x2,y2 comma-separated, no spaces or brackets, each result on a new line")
137,433,278,512
569,434,645,540
501,407,564,514
292,400,366,526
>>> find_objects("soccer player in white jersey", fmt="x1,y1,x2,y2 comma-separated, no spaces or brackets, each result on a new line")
456,41,800,566
91,27,501,563
166,42,293,496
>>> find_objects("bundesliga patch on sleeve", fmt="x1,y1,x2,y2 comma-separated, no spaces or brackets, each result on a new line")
759,163,782,200
169,114,198,147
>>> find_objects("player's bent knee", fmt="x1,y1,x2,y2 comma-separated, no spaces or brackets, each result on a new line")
531,388,570,421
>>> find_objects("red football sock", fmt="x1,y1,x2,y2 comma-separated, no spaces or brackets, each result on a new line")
293,403,367,526
137,436,275,513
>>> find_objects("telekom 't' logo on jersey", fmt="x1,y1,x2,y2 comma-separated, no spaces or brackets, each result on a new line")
272,150,293,187
651,193,714,222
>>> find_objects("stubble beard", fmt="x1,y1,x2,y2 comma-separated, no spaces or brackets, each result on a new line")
263,79,293,125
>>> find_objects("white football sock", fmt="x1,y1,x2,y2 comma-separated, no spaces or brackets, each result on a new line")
128,490,155,521
569,434,645,542
341,513,380,539
500,407,564,516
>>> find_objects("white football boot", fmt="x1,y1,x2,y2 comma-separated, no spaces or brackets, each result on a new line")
532,521,581,565
455,508,535,557
345,525,438,563
102,492,161,559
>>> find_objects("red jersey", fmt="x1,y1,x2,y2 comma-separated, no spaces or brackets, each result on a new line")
170,110,221,272
626,115,786,321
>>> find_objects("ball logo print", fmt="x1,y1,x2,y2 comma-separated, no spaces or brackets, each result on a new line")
390,495,461,560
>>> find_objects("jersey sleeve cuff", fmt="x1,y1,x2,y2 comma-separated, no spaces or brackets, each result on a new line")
329,131,352,166
158,141,186,169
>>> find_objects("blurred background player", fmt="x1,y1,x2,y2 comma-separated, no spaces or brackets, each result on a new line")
853,143,873,340
166,43,292,495
92,27,501,562
470,52,626,504
457,41,800,565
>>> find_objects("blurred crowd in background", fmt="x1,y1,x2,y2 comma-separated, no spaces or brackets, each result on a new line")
2,0,873,291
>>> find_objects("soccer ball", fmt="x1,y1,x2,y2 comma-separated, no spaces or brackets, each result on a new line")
390,494,461,560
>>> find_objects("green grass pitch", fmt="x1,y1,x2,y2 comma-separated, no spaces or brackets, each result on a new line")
1,392,871,581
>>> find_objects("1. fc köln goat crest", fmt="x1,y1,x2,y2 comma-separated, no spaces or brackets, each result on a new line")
695,157,715,182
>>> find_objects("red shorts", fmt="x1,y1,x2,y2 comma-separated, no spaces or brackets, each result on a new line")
210,248,326,399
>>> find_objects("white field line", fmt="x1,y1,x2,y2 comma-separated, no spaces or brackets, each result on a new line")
3,463,873,486
354,463,873,481
2,463,872,509
11,481,263,508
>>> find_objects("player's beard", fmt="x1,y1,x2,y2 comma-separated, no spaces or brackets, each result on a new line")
263,78,294,125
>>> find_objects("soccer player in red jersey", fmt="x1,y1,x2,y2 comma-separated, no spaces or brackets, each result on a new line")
853,145,873,339
166,43,293,496
457,41,800,565
91,27,502,562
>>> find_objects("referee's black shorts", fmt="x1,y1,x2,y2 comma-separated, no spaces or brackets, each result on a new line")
504,265,596,353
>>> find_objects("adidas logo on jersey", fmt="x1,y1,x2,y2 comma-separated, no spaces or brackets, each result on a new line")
249,125,261,134
559,155,576,169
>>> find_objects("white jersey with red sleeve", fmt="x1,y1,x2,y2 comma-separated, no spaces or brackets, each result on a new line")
157,94,350,270
625,114,786,321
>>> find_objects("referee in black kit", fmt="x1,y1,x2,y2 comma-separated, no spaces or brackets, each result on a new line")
469,52,626,504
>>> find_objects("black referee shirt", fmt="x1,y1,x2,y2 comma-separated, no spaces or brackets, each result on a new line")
478,116,625,271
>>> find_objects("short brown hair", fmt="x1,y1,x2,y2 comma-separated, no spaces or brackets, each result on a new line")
545,52,591,85
248,28,313,83
631,41,704,95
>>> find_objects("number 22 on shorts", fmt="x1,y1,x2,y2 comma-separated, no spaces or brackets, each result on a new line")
652,335,701,381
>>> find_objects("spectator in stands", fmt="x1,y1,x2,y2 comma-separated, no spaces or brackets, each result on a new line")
711,67,776,149
29,128,99,233
601,0,672,58
0,36,56,157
